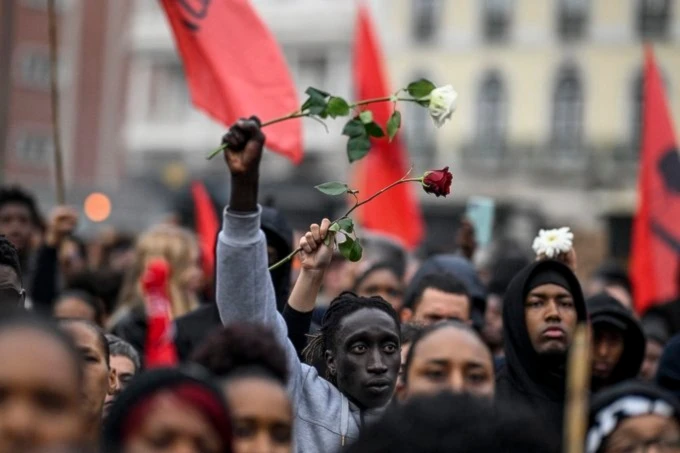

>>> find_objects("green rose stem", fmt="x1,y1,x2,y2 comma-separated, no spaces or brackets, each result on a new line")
268,174,423,272
206,97,420,160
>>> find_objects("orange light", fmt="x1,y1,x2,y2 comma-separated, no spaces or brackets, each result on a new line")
84,192,111,222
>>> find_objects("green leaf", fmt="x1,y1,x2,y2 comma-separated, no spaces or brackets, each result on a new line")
301,87,330,115
347,136,371,163
314,181,349,196
329,222,341,232
387,110,402,142
407,79,436,99
326,97,351,118
365,122,385,138
339,237,363,262
337,217,354,234
359,110,373,124
342,119,367,138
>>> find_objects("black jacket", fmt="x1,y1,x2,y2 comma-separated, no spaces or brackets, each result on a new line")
587,292,645,392
495,260,587,449
113,206,298,361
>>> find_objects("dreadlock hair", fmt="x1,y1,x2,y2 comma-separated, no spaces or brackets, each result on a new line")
0,186,41,227
0,235,22,284
303,291,401,384
403,320,490,385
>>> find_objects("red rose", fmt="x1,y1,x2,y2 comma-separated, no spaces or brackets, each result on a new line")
422,167,453,197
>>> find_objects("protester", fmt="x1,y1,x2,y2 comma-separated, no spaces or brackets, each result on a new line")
587,261,634,309
111,224,203,353
0,314,86,451
587,292,645,392
353,262,404,311
343,391,556,452
656,333,680,401
640,328,667,381
400,272,472,325
102,367,233,453
0,186,41,276
586,381,680,453
495,259,587,449
396,323,424,393
398,320,495,400
0,235,25,312
60,319,115,445
641,261,680,340
405,254,487,327
215,118,401,451
104,334,141,416
54,290,106,327
192,323,293,453
173,206,293,361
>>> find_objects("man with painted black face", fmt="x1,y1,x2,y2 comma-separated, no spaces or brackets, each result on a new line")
496,260,587,450
214,117,402,452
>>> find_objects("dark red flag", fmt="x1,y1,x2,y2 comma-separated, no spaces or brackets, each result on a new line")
351,5,424,250
191,181,219,281
160,0,303,163
630,46,680,313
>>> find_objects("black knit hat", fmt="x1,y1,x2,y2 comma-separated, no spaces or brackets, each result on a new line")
102,366,232,453
586,381,680,453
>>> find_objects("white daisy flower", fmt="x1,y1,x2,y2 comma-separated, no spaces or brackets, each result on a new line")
532,227,574,259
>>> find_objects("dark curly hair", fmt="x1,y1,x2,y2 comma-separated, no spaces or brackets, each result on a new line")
302,291,400,384
0,186,41,226
191,323,288,384
0,235,22,284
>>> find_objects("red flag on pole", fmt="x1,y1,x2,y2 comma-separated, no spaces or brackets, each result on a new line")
191,181,219,281
160,0,303,163
351,5,424,250
630,46,680,314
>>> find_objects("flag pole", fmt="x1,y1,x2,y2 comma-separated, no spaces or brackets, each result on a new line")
47,0,65,204
563,323,591,453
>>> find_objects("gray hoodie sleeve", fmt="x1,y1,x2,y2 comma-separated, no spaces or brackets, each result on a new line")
214,206,302,398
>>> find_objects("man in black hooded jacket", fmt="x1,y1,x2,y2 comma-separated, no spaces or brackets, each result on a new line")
587,292,645,393
173,206,293,359
496,260,588,450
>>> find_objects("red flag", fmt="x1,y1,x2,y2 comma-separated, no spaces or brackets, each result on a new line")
351,5,424,250
191,181,219,281
630,46,680,314
160,0,303,163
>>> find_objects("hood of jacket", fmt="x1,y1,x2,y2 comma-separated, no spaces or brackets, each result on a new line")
501,260,587,402
587,292,645,390
656,332,680,401
261,207,293,312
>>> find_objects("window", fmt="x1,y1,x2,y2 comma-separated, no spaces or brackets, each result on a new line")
631,71,644,156
558,0,588,40
14,131,53,164
551,66,583,155
637,0,671,39
412,0,440,43
484,0,512,43
406,72,437,169
18,49,51,90
21,0,68,11
148,63,191,122
476,71,507,157
297,55,327,94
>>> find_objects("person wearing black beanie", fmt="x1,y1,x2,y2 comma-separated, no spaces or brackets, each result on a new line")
496,260,588,451
656,333,680,401
102,367,232,453
587,292,646,393
586,381,680,453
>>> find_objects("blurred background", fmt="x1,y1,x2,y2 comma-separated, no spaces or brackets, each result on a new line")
0,0,679,277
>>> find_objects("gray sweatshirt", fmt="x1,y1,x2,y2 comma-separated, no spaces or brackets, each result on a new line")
216,207,382,452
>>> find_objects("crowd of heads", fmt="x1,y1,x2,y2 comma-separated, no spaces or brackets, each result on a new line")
0,179,679,453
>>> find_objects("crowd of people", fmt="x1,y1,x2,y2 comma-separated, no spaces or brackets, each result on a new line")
0,117,679,452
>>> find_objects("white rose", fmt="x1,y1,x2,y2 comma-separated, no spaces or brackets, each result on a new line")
426,85,458,128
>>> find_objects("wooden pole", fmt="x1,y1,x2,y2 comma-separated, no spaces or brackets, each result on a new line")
47,0,65,204
563,323,591,453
